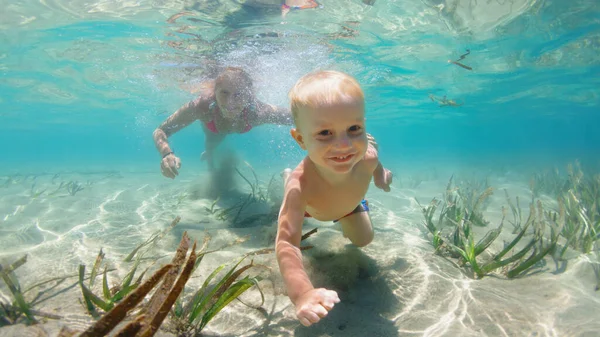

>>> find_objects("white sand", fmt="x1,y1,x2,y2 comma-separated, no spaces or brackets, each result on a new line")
0,162,599,337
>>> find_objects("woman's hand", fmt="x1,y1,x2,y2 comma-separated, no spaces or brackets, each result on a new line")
161,153,181,179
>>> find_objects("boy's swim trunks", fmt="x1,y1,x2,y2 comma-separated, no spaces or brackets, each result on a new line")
304,199,369,222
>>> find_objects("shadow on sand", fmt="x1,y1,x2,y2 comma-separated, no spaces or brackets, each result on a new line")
290,245,402,336
186,150,281,227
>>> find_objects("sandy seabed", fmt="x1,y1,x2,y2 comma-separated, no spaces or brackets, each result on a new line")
0,162,599,337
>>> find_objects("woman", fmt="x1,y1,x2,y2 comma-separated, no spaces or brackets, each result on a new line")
153,67,292,178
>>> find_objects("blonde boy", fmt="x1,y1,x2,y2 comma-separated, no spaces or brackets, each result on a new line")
276,70,393,327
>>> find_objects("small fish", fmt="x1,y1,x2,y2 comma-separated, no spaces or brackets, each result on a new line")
448,49,472,70
166,11,194,24
449,61,473,71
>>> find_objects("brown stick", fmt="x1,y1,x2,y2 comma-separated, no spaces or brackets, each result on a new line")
143,232,190,322
114,315,146,337
138,242,198,337
77,264,172,337
301,228,318,241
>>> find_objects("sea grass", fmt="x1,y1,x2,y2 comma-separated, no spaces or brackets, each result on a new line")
474,220,504,257
139,241,197,337
77,264,172,337
0,255,28,274
114,314,146,337
124,216,181,262
89,249,105,288
198,277,258,331
1,257,35,323
143,232,190,325
507,243,556,278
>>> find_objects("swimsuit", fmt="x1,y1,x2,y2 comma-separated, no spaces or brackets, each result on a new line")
204,101,254,134
282,0,319,11
304,199,369,223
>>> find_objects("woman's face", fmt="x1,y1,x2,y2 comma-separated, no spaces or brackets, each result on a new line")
215,78,253,119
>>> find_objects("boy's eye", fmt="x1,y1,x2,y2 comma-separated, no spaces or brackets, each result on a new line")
317,130,332,136
349,125,362,132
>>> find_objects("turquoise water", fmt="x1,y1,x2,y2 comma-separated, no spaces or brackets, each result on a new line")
1,0,600,336
2,0,598,172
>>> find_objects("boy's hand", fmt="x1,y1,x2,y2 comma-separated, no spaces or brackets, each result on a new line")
366,133,378,151
295,288,340,327
161,154,181,179
374,168,393,192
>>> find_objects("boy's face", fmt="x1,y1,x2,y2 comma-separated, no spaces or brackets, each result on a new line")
292,103,368,175
215,78,253,119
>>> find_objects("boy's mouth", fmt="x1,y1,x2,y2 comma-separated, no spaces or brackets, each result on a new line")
329,154,354,163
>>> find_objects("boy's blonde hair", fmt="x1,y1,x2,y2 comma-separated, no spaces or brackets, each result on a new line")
289,70,364,123
215,67,253,90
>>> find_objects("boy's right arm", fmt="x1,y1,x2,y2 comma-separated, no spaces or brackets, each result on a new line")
276,176,340,326
276,179,311,303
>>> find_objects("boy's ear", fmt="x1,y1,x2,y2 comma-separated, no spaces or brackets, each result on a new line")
290,128,306,150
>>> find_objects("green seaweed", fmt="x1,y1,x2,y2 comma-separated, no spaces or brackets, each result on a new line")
79,250,147,315
205,196,220,214
420,176,561,279
505,190,524,233
78,264,172,337
167,231,275,336
66,180,84,196
418,198,444,251
89,249,105,288
29,183,47,199
213,161,280,226
530,167,569,198
507,242,556,278
171,255,263,334
0,255,35,324
124,216,180,262
556,162,600,254
592,242,599,291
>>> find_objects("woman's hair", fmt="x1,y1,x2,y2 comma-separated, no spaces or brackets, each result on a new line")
215,67,253,90
288,70,364,123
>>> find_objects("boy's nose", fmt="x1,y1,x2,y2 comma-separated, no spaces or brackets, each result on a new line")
335,135,352,149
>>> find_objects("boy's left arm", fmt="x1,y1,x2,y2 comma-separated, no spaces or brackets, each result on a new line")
254,102,294,126
367,133,393,192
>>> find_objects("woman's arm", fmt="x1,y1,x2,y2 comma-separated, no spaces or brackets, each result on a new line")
253,102,294,126
153,97,208,156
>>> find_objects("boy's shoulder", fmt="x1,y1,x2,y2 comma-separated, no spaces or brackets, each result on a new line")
285,158,313,189
282,160,310,203
361,141,380,171
288,158,309,181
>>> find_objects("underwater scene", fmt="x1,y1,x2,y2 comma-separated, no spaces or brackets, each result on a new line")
1,0,599,336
